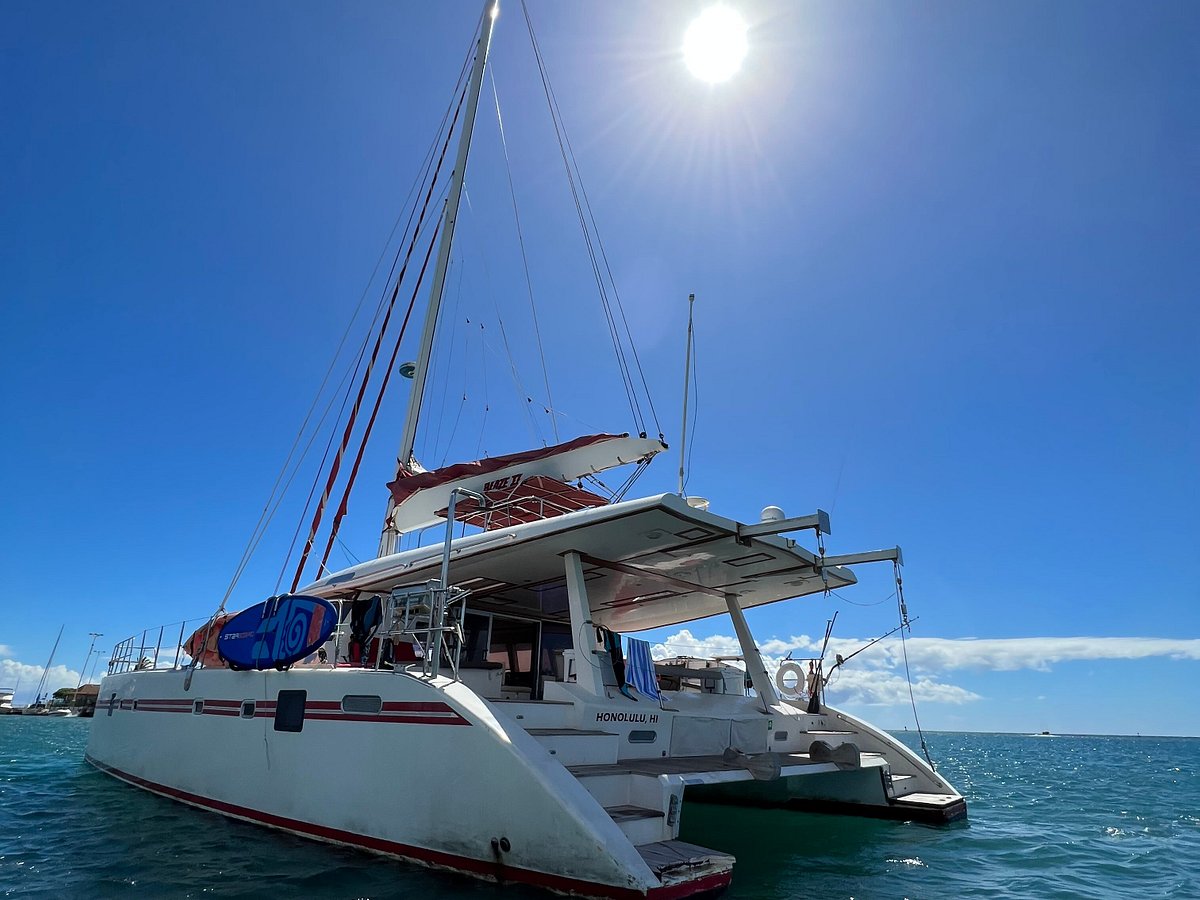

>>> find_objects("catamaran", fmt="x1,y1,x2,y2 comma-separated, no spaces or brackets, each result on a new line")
87,4,965,897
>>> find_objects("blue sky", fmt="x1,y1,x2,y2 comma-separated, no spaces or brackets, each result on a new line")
2,2,1197,734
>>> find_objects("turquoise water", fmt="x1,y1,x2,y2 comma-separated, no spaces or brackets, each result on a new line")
2,720,1197,898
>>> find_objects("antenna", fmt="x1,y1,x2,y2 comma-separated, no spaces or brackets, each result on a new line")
678,293,695,495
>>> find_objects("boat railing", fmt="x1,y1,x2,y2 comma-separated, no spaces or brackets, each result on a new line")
108,616,210,675
474,493,582,529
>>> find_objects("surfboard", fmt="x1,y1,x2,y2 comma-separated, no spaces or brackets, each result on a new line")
217,595,338,670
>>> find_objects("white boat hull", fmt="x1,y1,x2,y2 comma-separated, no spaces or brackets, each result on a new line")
86,667,732,898
88,661,963,896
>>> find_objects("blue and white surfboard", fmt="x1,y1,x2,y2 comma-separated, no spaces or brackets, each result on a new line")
217,594,337,670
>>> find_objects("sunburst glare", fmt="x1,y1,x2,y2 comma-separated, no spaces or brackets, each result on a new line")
683,5,748,84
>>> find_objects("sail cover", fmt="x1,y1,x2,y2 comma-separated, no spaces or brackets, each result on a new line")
385,433,666,535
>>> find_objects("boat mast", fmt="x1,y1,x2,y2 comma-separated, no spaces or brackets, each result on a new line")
379,0,499,558
32,624,64,706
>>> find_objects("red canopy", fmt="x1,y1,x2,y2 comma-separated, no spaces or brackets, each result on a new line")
387,433,625,506
435,475,609,530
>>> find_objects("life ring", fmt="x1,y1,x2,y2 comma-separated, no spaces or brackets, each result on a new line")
775,661,806,697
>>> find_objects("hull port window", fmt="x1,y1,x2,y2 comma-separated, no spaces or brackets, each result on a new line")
241,700,256,719
341,695,382,714
192,700,204,715
274,690,306,733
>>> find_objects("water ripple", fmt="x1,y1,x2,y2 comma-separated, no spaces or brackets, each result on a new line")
2,721,1198,898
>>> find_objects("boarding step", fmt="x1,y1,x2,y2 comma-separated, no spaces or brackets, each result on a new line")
527,728,619,766
892,792,969,823
637,840,734,891
605,804,666,845
888,773,921,798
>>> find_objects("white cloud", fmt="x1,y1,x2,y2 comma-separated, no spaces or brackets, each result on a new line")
648,629,979,706
644,630,1200,708
831,635,1200,674
0,644,10,657
0,659,83,704
825,668,981,706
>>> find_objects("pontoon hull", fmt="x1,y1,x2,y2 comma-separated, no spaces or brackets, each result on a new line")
86,668,731,899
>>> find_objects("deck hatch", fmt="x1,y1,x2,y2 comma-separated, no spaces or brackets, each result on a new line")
724,552,774,567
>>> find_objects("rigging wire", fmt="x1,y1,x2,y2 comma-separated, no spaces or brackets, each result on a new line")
215,25,480,608
314,216,446,577
289,81,470,590
681,322,699,495
829,587,895,608
519,0,653,437
462,188,544,446
490,67,559,442
424,253,466,463
216,96,456,608
474,321,491,459
894,560,936,769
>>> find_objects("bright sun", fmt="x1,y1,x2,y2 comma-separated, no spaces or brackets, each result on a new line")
683,5,748,84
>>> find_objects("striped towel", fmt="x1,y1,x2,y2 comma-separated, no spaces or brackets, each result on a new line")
624,637,660,701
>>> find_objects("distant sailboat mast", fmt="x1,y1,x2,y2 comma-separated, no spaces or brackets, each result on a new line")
379,0,499,558
32,624,64,706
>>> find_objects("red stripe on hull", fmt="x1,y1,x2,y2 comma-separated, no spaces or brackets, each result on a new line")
84,755,731,899
107,697,470,726
303,713,469,725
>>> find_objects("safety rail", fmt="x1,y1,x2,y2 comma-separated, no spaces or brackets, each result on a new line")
109,489,483,680
384,581,470,679
108,617,210,675
474,493,595,529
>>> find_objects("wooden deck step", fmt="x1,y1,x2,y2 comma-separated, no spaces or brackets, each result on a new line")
605,804,664,823
637,839,735,887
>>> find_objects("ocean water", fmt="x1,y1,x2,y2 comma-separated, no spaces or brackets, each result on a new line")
2,719,1197,899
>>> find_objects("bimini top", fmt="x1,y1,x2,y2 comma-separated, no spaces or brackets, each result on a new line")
385,433,667,534
304,492,856,632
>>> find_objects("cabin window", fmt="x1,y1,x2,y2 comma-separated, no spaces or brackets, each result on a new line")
341,695,382,714
488,617,539,695
240,700,256,719
192,700,204,715
538,623,572,684
775,731,789,742
460,613,492,666
628,730,657,744
274,690,306,733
